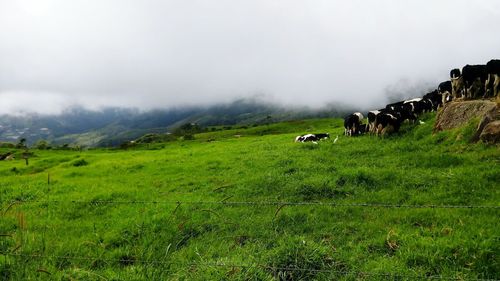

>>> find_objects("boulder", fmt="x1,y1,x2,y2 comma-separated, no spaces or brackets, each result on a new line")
479,121,500,144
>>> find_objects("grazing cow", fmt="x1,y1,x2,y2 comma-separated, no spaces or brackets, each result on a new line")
385,101,405,111
403,98,424,116
367,110,382,134
418,99,433,113
375,112,401,136
344,112,364,136
387,100,416,123
485,59,500,98
423,90,442,110
295,133,329,143
462,64,488,99
450,68,464,99
403,98,422,103
358,124,368,135
437,81,452,105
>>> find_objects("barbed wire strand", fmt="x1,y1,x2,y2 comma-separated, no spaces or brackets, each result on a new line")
1,252,497,281
2,199,499,209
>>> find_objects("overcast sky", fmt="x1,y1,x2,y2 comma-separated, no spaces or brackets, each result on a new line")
1,0,499,114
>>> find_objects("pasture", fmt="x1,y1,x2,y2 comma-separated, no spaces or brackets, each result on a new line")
0,115,499,280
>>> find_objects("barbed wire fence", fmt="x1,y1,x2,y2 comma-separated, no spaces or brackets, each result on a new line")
1,196,499,280
2,199,500,209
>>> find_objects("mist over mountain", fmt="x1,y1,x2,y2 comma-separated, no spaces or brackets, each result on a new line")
0,99,354,147
1,1,499,115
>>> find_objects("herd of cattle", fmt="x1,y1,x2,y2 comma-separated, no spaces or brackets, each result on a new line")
344,59,500,136
294,59,499,142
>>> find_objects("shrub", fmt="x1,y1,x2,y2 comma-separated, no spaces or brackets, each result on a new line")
72,159,88,167
34,140,49,150
0,142,15,148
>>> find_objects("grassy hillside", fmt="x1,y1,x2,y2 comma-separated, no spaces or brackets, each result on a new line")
0,114,499,280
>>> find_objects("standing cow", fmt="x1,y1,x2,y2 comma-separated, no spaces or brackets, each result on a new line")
485,59,500,98
450,68,463,99
438,81,452,105
462,64,488,99
344,112,364,136
367,110,382,134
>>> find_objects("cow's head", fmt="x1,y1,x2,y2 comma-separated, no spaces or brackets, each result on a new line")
450,68,461,79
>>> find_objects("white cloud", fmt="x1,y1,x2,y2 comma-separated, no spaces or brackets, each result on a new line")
0,0,499,114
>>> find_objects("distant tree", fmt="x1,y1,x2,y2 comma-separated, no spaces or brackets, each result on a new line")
22,148,30,166
17,138,27,148
35,140,49,150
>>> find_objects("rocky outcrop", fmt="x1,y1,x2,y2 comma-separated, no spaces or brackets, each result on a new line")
480,121,500,144
434,100,500,143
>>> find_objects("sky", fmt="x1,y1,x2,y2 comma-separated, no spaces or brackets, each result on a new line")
1,0,499,115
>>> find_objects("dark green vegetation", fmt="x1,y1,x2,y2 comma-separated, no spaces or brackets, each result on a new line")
0,114,499,280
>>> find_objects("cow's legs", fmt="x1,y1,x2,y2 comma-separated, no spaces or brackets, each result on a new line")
494,75,500,97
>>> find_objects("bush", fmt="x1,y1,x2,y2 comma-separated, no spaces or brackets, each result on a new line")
35,140,50,150
72,159,88,167
135,133,176,144
183,134,195,141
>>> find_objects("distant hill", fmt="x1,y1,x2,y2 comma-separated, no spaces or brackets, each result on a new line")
0,99,353,147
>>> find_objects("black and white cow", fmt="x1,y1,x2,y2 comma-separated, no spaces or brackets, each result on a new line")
344,112,364,136
295,134,318,143
374,112,401,136
314,133,330,140
385,101,413,124
462,64,488,99
437,81,452,105
423,90,442,110
438,81,452,94
404,98,423,114
358,124,368,135
485,59,500,98
418,98,433,113
385,101,405,111
450,68,464,99
367,110,384,134
295,133,329,143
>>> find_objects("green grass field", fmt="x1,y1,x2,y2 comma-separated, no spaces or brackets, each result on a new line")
1,114,499,280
